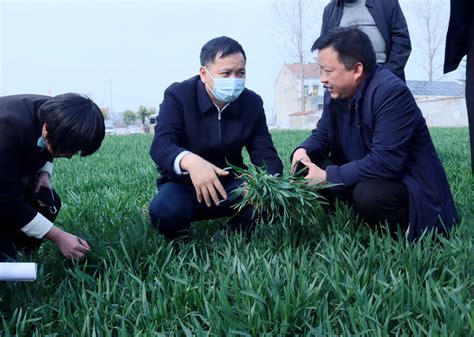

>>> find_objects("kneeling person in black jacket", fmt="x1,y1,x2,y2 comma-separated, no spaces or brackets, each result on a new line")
0,93,105,261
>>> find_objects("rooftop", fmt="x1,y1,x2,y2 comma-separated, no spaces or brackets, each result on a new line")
407,80,465,97
285,63,321,79
289,109,319,116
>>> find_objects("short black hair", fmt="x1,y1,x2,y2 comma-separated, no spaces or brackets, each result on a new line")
200,36,247,66
311,26,376,74
38,93,105,157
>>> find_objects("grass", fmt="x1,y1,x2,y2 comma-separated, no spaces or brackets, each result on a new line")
0,129,473,336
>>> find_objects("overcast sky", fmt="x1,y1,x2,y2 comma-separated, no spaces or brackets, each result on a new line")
0,0,459,120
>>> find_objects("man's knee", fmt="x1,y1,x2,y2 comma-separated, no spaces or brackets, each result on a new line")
352,180,383,216
148,192,192,238
352,180,409,232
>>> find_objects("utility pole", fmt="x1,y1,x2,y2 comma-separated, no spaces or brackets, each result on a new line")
109,79,114,121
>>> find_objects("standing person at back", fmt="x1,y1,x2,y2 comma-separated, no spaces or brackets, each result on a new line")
149,36,283,239
320,0,411,82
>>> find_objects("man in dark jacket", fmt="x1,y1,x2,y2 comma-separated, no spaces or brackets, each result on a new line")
0,93,105,261
444,0,474,173
320,0,411,82
292,27,458,241
149,36,283,238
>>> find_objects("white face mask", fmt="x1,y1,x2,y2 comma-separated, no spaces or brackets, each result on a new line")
205,68,246,103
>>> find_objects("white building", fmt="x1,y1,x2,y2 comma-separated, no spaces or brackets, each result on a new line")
273,63,324,129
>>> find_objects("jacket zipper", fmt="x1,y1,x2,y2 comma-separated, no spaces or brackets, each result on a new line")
218,110,222,144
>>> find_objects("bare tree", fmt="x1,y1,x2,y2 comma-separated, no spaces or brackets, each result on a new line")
273,0,322,112
410,0,449,81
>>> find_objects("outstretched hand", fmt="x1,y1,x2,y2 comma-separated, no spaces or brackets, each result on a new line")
180,153,229,207
46,226,90,260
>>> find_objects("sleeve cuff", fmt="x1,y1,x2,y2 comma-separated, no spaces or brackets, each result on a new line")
325,165,343,184
37,161,54,177
173,151,191,175
20,213,54,239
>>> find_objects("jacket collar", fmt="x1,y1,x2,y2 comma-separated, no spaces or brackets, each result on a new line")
351,65,377,107
197,78,215,114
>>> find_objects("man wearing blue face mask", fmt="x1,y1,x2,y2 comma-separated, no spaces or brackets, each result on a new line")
149,36,283,239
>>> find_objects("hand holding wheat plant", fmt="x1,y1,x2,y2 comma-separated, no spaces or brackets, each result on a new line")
231,164,336,226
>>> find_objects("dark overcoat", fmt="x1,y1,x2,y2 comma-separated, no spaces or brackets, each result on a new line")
298,67,459,241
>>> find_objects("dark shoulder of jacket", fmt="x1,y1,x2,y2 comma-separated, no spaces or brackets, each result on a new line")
368,67,410,102
237,88,265,117
321,1,341,33
0,94,49,123
0,94,49,109
241,87,263,104
163,75,200,97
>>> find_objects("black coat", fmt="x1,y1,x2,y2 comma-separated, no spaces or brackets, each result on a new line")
321,0,411,82
0,94,52,230
150,75,283,185
444,0,473,73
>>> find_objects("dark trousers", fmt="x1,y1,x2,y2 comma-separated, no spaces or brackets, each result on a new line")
467,18,474,173
318,159,409,234
149,178,254,239
0,189,61,262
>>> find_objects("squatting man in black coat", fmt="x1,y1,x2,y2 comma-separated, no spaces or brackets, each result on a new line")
291,27,458,240
149,36,283,238
0,94,105,261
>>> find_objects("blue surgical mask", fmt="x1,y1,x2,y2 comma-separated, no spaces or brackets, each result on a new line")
205,68,246,103
37,136,46,150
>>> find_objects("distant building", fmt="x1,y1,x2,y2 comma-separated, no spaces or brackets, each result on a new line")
407,81,467,127
288,109,322,129
274,63,324,129
113,121,128,135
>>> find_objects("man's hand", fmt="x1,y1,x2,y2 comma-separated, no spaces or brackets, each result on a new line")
291,148,311,173
35,171,51,192
45,226,90,260
180,153,229,207
301,160,327,183
291,148,326,182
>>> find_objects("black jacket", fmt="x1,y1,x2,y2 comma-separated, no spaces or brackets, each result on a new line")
150,75,283,185
444,0,473,73
0,94,52,230
321,0,411,82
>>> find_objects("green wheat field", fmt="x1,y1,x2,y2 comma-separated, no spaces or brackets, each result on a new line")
1,129,473,336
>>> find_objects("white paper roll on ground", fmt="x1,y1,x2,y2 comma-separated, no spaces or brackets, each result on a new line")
0,262,37,281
